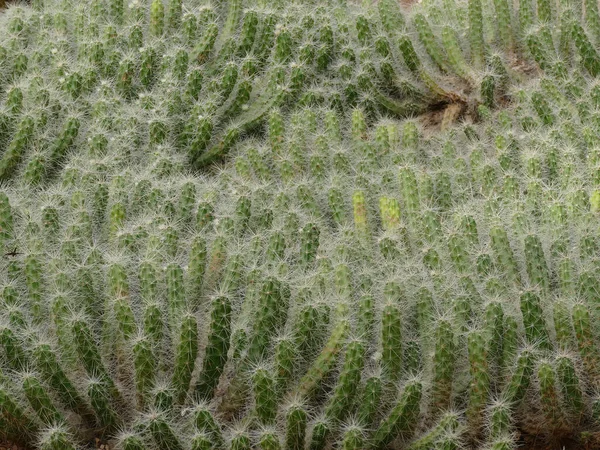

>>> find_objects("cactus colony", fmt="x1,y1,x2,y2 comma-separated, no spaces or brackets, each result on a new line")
1,0,600,448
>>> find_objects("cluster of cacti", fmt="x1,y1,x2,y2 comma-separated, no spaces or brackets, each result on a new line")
2,0,600,449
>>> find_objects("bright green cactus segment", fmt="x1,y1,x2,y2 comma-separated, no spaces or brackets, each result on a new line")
408,411,460,450
468,0,485,69
556,355,584,420
88,378,120,432
381,303,402,382
23,373,64,425
572,304,600,385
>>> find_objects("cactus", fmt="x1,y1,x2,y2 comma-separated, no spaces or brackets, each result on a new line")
372,380,422,448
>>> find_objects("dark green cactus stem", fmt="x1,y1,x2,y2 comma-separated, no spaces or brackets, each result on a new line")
172,314,198,404
252,368,277,425
466,330,490,432
195,296,231,401
468,0,485,69
572,304,600,385
408,412,459,450
538,361,566,431
148,415,184,450
371,380,422,449
39,427,77,450
285,403,307,450
520,292,552,351
23,374,64,425
296,319,349,399
324,340,365,423
88,379,120,432
556,355,584,420
431,320,455,412
573,22,600,77
381,303,402,382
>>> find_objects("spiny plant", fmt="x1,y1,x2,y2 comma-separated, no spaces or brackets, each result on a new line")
2,0,600,449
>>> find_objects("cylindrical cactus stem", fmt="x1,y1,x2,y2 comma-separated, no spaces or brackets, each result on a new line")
371,380,422,449
117,433,146,450
166,0,181,31
193,404,224,448
309,419,330,450
572,22,600,77
88,378,121,432
22,374,64,425
172,314,198,405
537,361,567,431
413,14,447,72
32,343,90,419
285,403,307,450
501,316,518,380
191,433,213,450
0,114,34,180
352,190,370,243
148,414,184,450
341,425,364,450
247,278,289,364
274,337,296,395
133,336,157,409
150,0,164,36
0,385,38,441
166,263,186,332
252,367,277,425
296,319,349,399
194,22,218,63
187,236,207,304
468,0,485,69
300,223,320,267
493,0,514,51
0,327,28,371
553,301,573,351
481,75,496,109
504,350,534,405
572,303,600,386
584,0,600,43
520,292,552,351
72,318,121,402
324,339,365,423
381,303,402,382
489,226,521,286
441,26,470,80
357,375,382,427
431,320,455,413
556,355,584,422
408,411,460,450
195,296,231,401
153,384,174,412
0,193,13,251
466,330,490,433
204,236,227,294
39,426,77,450
259,430,281,450
378,0,405,33
531,92,555,127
